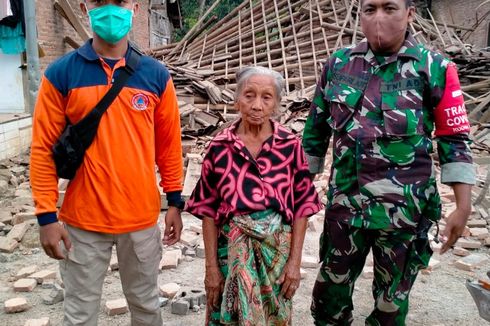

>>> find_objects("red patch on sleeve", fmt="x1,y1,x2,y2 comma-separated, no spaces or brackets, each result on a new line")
434,63,470,136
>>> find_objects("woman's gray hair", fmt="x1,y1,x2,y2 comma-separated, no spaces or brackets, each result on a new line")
235,66,285,105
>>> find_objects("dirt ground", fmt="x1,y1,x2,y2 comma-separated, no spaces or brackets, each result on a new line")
1,211,490,326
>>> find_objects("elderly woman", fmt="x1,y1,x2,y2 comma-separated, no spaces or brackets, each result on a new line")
186,66,322,325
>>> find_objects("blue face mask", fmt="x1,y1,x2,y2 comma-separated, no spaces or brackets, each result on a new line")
88,4,133,44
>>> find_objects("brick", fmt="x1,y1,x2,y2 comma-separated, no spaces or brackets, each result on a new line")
470,227,489,239
421,258,441,275
301,255,319,268
478,207,489,219
171,299,190,315
6,222,29,242
467,219,487,228
16,265,38,280
453,247,470,257
42,285,64,305
160,249,182,270
159,297,169,307
160,282,181,298
4,297,29,313
41,280,56,289
28,270,56,284
105,298,128,316
455,238,482,249
24,317,50,326
0,236,19,253
454,254,489,271
12,212,36,225
186,249,196,257
179,230,200,247
14,278,38,292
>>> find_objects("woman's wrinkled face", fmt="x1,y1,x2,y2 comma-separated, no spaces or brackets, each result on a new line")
360,0,414,54
235,75,278,127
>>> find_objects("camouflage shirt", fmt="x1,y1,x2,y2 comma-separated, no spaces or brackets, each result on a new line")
302,33,475,230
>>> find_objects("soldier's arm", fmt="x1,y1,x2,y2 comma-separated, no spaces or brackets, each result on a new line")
431,62,475,253
302,62,333,177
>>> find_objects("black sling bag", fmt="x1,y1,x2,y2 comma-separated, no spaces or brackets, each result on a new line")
52,48,142,180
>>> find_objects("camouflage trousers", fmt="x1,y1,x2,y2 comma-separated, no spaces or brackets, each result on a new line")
311,219,433,326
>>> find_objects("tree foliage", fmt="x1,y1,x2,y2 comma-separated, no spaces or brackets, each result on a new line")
175,0,243,41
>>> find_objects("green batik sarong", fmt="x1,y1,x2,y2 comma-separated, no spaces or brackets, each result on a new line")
208,209,292,326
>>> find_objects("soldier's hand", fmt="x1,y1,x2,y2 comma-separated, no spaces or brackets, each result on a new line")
163,207,183,246
440,207,471,254
39,222,71,260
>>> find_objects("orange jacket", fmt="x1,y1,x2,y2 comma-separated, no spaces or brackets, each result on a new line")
30,41,183,233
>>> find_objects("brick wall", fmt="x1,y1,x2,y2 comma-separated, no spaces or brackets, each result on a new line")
35,0,151,72
431,0,489,49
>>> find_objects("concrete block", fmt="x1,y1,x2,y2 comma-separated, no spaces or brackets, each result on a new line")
41,280,56,289
24,317,50,326
301,255,319,268
454,254,489,271
105,298,128,316
0,236,19,253
467,219,487,228
160,282,181,298
15,265,38,280
171,299,190,315
160,250,181,270
6,222,29,242
470,228,489,239
179,230,200,247
184,289,206,307
29,270,56,284
0,211,12,224
186,249,196,257
453,247,470,257
300,268,307,279
14,278,37,292
455,238,482,249
4,297,29,313
430,240,443,254
110,256,119,271
12,212,36,225
159,297,169,307
42,285,64,305
189,225,202,234
196,241,205,258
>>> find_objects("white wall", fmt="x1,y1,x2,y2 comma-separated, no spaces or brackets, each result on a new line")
0,53,25,113
0,116,32,160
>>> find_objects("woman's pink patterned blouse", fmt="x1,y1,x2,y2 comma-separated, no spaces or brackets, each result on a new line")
185,120,323,225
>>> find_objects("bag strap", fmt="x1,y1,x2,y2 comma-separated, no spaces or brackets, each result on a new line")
74,47,142,135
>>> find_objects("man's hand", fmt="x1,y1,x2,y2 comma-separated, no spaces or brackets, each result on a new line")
163,206,183,246
440,207,471,254
204,266,224,309
39,222,71,260
277,261,301,300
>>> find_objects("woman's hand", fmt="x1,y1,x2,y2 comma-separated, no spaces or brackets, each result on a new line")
204,266,225,309
277,261,301,300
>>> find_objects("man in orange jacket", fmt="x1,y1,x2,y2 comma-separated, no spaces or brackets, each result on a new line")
30,1,183,325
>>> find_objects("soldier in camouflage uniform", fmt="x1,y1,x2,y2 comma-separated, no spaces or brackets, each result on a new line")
303,0,475,325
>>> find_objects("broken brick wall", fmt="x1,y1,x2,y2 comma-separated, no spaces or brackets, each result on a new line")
35,0,151,72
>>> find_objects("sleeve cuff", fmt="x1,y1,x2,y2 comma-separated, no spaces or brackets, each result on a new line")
441,162,476,185
37,212,58,226
306,154,325,174
166,191,183,205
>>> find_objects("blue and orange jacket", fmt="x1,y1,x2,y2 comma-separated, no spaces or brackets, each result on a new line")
30,40,183,233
